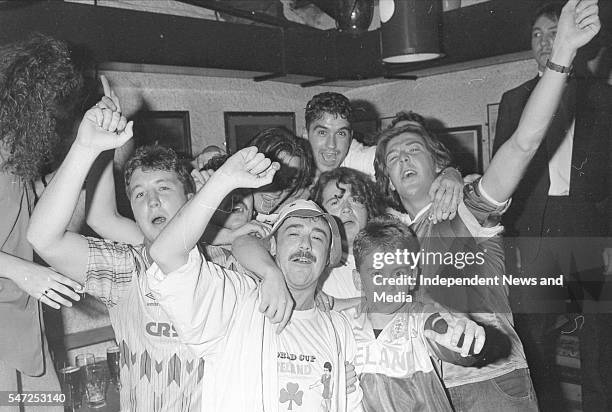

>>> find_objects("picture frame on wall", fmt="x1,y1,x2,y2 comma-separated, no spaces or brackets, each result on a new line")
433,125,483,174
224,112,296,154
133,111,192,157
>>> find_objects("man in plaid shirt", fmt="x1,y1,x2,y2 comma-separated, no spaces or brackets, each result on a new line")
27,78,289,411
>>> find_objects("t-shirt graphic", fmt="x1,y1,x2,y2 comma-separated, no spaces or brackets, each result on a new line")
278,356,333,411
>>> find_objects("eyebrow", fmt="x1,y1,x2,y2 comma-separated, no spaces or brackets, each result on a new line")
129,178,175,193
283,223,329,239
311,227,329,239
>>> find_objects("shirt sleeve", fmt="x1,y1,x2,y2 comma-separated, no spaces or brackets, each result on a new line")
147,247,257,357
335,312,365,411
458,178,511,240
85,237,136,306
341,140,376,179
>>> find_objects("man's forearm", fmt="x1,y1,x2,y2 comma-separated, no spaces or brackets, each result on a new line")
29,145,99,250
149,173,232,273
232,234,278,281
482,43,576,203
86,154,143,244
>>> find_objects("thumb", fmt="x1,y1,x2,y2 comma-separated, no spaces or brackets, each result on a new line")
259,162,280,184
100,75,111,97
117,121,134,146
423,329,439,341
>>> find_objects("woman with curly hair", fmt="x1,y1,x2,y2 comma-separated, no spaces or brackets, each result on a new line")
0,33,85,408
310,167,385,305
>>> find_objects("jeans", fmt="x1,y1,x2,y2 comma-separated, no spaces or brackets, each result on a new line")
447,368,539,412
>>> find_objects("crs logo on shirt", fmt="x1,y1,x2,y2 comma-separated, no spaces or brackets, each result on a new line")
145,322,179,338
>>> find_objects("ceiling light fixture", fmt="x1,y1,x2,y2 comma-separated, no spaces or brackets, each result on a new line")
380,0,444,63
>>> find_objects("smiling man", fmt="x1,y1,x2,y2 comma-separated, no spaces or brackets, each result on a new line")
303,93,355,176
146,177,365,411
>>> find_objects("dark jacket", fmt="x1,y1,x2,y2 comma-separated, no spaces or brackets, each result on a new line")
492,76,612,240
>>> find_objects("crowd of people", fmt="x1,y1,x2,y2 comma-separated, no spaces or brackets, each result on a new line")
1,1,610,411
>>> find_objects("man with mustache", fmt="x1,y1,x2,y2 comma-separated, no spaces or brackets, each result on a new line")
146,160,366,411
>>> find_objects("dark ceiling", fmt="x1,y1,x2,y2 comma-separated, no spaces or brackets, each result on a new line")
0,0,609,87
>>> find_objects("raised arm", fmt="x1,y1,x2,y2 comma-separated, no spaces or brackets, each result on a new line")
86,152,143,245
28,77,133,281
149,147,278,274
482,0,600,202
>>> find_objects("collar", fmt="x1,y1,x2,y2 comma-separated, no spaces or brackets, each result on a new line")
397,203,432,226
291,306,318,320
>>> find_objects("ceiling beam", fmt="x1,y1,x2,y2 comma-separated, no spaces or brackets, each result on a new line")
175,0,314,30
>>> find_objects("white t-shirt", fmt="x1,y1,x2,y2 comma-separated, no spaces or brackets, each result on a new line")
322,254,361,300
147,248,364,412
341,140,376,179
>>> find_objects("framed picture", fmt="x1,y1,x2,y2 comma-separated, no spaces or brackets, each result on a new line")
134,111,192,157
224,112,296,154
486,103,500,167
433,125,483,174
378,115,396,130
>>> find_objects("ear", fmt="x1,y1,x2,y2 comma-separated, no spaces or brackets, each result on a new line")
187,192,194,200
269,235,277,257
389,180,396,192
352,269,362,290
301,126,309,140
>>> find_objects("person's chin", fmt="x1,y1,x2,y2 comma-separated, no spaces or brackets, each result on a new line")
317,158,340,172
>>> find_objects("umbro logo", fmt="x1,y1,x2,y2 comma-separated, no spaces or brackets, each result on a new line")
145,292,159,306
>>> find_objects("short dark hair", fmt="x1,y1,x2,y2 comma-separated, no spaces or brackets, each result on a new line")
353,216,420,270
312,167,385,220
374,123,453,212
305,92,352,130
388,110,426,129
531,2,562,28
248,127,315,194
124,145,195,195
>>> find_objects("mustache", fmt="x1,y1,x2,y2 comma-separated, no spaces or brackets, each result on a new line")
289,250,317,263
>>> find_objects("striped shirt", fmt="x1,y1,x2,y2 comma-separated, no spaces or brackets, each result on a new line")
85,237,204,412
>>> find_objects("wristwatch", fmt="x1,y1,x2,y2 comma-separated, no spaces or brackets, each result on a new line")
546,59,572,74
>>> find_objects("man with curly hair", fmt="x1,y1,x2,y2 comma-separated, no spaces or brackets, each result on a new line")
303,92,464,223
0,34,85,410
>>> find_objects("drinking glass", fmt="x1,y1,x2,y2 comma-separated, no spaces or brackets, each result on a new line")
106,346,121,389
58,365,82,411
76,353,107,408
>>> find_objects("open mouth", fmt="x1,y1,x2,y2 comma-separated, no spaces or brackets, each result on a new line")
290,252,316,265
539,50,551,58
401,169,417,179
321,151,338,163
151,216,167,225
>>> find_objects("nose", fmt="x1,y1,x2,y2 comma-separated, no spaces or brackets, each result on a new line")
298,234,312,251
399,150,412,163
340,197,352,214
147,191,160,208
325,134,337,149
541,33,553,48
